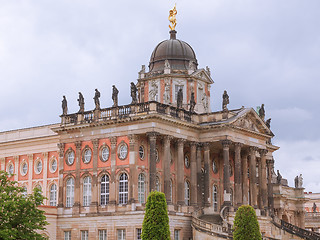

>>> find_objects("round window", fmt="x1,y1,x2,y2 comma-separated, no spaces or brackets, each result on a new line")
155,149,159,163
118,143,128,160
8,164,14,175
67,150,75,165
50,158,57,173
36,160,42,174
184,155,190,168
21,162,28,176
139,146,144,160
100,146,110,162
83,148,92,164
212,160,218,174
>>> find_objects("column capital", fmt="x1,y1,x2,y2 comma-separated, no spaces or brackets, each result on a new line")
266,158,274,166
163,135,174,144
92,139,99,149
75,141,82,150
147,131,158,141
203,142,210,150
249,146,258,154
27,154,33,160
42,152,48,159
190,141,197,147
128,134,138,145
110,136,117,147
221,139,232,148
234,142,243,148
57,143,65,155
177,138,186,147
259,149,268,156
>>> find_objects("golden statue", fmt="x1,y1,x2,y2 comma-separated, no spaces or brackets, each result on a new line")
168,4,177,31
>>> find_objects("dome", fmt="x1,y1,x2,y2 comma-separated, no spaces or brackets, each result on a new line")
148,31,198,72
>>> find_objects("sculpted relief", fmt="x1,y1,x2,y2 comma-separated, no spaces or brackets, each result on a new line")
149,80,159,101
234,117,259,132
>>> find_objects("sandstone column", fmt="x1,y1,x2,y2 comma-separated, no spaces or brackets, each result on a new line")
203,143,210,207
177,139,185,205
91,139,99,211
241,150,249,205
267,158,274,211
234,143,242,207
196,143,203,207
249,146,258,208
129,135,138,203
147,132,157,192
57,143,65,207
73,141,81,212
259,149,268,211
109,137,117,205
221,140,231,206
190,142,197,206
163,136,172,204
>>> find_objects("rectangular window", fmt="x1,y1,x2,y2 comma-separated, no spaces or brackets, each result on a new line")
64,231,71,240
175,85,184,101
174,229,180,240
117,229,126,240
99,229,107,240
136,228,142,240
81,230,88,240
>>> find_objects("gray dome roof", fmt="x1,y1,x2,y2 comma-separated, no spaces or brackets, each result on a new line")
148,31,198,72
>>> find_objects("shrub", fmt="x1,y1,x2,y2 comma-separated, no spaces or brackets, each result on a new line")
233,205,262,240
142,191,170,240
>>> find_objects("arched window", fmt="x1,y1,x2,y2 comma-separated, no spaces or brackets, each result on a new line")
213,185,218,212
184,180,190,206
138,173,145,204
83,176,92,206
66,178,74,207
119,173,128,205
100,174,109,205
50,183,57,206
155,176,160,192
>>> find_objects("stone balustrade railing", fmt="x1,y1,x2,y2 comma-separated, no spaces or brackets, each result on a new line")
272,216,320,240
60,101,241,126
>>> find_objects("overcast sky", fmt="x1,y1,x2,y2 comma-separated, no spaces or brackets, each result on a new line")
0,1,319,192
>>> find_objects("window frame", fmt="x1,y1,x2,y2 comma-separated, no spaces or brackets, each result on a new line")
119,173,128,205
82,146,92,164
64,231,71,240
184,180,190,206
50,183,57,206
99,229,107,240
118,142,128,160
65,148,75,166
81,230,89,240
100,174,110,206
213,184,218,212
49,157,58,173
34,158,42,174
99,145,110,162
83,176,92,207
66,177,75,207
138,173,145,204
20,161,28,176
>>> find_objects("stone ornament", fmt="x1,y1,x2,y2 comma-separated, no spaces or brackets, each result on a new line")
112,85,119,107
164,59,170,70
93,89,101,110
222,90,229,111
163,83,171,104
266,118,271,128
77,92,85,113
259,104,265,121
149,80,158,101
295,174,303,188
62,96,68,115
130,82,138,104
188,60,196,71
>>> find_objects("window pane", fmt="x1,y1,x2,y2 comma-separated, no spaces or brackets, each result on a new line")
137,228,142,240
101,175,109,205
117,229,126,240
138,174,145,204
99,229,107,240
66,178,74,207
64,231,71,240
50,184,57,206
174,229,180,240
119,173,128,204
83,176,92,206
81,230,88,240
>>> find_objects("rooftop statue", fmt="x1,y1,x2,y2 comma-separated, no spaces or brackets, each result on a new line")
130,82,138,104
168,4,177,31
94,88,101,110
259,104,265,121
222,90,229,111
77,92,85,113
62,96,68,115
177,88,183,109
276,170,282,184
313,203,317,213
297,174,303,188
112,85,119,107
206,66,211,76
266,118,271,128
189,92,196,113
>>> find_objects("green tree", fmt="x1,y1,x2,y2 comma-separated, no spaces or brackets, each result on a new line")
142,191,170,240
0,170,48,240
233,205,262,240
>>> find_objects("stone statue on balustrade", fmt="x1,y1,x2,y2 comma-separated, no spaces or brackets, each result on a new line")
130,82,138,104
313,203,317,213
297,174,303,188
177,88,183,109
93,88,101,110
62,96,68,115
163,83,170,104
222,90,229,111
294,175,299,188
77,92,85,113
276,170,282,184
112,85,119,107
259,104,265,121
189,92,196,113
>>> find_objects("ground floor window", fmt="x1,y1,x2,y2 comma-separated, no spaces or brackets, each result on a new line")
117,229,126,240
136,228,142,240
64,231,71,240
174,229,180,240
81,230,88,240
99,229,107,240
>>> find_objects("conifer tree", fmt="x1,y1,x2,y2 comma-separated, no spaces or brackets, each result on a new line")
142,191,170,240
233,205,262,240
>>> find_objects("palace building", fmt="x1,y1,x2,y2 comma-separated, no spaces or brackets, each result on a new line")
0,8,318,240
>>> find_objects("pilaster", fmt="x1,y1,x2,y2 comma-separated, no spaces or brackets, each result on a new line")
259,149,268,211
57,143,65,207
147,132,158,192
234,143,242,207
128,134,138,204
203,142,210,207
42,152,48,205
196,143,203,207
73,141,81,214
14,156,19,182
267,158,275,211
177,138,186,205
109,137,117,205
190,142,197,207
90,139,99,211
163,136,173,204
241,150,249,205
28,154,33,194
221,140,231,206
249,146,258,208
